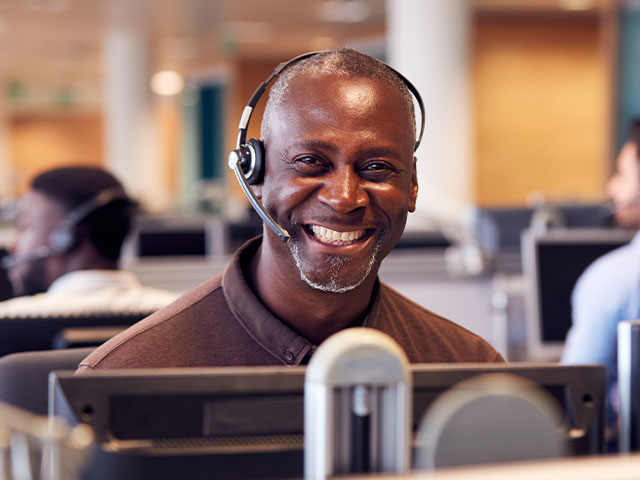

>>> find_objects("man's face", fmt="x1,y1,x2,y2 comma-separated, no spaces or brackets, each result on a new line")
260,73,418,293
606,141,640,228
8,190,67,296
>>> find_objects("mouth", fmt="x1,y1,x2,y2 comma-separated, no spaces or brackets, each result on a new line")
306,225,372,246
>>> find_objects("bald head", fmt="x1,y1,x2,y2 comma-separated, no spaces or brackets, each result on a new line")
260,48,417,145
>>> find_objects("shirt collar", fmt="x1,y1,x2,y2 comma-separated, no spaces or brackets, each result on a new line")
221,236,381,366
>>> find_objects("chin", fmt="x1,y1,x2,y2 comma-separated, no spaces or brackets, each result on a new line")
298,268,370,294
289,238,382,294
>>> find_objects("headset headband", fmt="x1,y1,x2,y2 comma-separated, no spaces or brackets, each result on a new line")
234,51,426,152
1,186,132,270
59,186,130,230
228,50,426,244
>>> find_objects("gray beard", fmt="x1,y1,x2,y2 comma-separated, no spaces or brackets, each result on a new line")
289,239,382,294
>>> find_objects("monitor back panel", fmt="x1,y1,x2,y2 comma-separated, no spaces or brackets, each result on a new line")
522,228,634,360
50,363,606,479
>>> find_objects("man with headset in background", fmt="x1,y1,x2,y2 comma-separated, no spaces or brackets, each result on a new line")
0,166,178,316
78,48,503,372
562,118,640,432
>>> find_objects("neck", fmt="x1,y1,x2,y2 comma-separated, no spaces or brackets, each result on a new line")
249,239,378,346
61,242,119,275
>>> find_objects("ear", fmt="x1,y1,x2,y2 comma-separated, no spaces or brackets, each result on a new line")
408,157,418,212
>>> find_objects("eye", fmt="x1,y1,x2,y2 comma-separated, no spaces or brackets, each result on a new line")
293,155,329,175
359,161,399,180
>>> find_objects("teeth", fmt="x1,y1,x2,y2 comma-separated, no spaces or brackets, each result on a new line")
310,225,366,245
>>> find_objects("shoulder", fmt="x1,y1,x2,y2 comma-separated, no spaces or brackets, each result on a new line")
116,284,181,312
576,240,640,296
78,273,225,371
0,294,52,317
375,284,504,363
586,240,640,274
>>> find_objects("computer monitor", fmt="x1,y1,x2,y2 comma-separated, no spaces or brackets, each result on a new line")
127,216,225,258
50,363,605,480
0,312,150,356
522,228,634,361
475,203,612,253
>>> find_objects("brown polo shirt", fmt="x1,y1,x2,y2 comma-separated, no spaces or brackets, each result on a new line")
77,237,502,372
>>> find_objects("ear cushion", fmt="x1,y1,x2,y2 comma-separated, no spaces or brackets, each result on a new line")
246,138,265,185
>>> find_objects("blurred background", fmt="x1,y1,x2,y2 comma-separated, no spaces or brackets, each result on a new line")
0,0,636,220
0,0,639,360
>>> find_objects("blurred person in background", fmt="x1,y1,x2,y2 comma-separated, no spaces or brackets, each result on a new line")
0,166,178,316
562,118,640,436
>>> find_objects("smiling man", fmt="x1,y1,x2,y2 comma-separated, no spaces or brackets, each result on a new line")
78,49,502,372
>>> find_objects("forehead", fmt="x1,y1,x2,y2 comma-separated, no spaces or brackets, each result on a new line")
19,190,67,223
269,73,414,148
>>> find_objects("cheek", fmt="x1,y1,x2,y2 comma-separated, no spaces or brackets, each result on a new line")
618,176,639,201
263,174,317,208
372,183,414,214
14,231,42,254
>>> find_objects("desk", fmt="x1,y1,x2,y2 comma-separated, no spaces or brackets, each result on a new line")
343,453,640,480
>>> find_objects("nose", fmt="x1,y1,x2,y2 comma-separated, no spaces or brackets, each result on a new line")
316,168,369,213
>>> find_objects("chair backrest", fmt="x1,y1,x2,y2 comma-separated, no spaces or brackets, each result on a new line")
0,347,94,415
0,312,152,356
52,326,129,349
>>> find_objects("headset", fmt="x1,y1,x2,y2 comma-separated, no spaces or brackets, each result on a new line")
1,186,131,269
227,51,426,243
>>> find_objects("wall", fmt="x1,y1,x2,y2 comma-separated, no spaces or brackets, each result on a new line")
224,58,290,212
618,8,640,148
473,13,610,206
8,114,103,194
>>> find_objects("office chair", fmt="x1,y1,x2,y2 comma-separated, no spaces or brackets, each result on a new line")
0,347,94,415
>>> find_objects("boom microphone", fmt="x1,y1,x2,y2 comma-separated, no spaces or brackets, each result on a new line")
227,152,290,242
1,246,54,270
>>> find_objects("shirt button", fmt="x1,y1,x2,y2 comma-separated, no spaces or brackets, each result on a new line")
284,350,295,364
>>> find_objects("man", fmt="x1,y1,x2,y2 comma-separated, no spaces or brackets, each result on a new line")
0,166,178,316
79,49,502,372
562,119,640,427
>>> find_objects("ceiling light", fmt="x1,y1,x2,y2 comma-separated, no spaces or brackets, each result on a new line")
559,0,594,11
150,71,185,96
224,21,273,44
319,0,370,23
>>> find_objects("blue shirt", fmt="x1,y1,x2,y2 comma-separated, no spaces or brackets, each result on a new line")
562,231,640,425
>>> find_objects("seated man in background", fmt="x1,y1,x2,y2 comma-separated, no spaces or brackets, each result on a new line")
562,118,640,429
79,48,503,372
0,166,178,316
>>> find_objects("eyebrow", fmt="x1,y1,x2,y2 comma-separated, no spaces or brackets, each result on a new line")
287,139,339,154
286,140,403,159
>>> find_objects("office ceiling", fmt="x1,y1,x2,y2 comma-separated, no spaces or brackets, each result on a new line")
0,0,611,112
0,0,387,111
